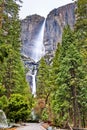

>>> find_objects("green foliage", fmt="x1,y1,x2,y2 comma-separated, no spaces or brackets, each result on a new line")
0,0,34,123
41,108,49,121
0,84,6,96
75,0,87,32
7,94,31,122
0,0,30,98
37,57,50,98
51,26,87,127
0,95,8,110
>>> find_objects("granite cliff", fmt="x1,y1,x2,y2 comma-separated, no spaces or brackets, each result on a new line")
21,3,75,62
21,14,45,59
44,3,75,61
21,3,76,92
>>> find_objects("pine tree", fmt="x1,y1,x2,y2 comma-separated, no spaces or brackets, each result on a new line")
52,26,86,127
75,0,87,127
0,0,29,98
37,57,50,100
75,0,87,32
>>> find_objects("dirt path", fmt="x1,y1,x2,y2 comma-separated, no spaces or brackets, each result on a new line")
16,123,46,130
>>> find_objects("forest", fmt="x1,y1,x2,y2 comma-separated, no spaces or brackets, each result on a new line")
0,0,87,129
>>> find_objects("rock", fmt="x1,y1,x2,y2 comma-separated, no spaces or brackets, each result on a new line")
21,14,45,59
44,3,76,62
20,3,76,88
21,3,76,62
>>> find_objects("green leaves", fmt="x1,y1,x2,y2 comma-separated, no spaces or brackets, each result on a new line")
51,25,87,127
0,0,34,120
7,94,31,122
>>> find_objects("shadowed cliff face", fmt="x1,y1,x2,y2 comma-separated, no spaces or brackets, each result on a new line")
44,3,75,61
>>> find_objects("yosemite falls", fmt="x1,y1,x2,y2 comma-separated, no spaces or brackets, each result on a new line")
31,20,45,62
21,3,75,96
22,19,46,96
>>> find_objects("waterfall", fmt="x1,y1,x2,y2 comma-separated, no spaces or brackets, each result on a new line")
31,19,45,63
30,19,46,96
0,110,8,128
32,70,37,97
25,19,46,96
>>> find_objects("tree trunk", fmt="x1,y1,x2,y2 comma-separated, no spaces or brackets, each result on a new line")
71,85,81,128
70,67,81,127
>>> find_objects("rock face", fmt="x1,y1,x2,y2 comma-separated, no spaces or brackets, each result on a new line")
21,14,45,59
21,15,45,94
21,3,76,91
44,3,75,61
21,3,76,62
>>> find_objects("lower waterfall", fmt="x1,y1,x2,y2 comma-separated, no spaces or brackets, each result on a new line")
32,70,37,97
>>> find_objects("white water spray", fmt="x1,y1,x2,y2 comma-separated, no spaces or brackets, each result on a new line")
31,19,45,63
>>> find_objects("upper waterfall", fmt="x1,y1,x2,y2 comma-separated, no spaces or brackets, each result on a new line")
31,20,45,62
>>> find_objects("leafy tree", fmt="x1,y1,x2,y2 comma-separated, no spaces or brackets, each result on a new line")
41,108,49,122
0,95,8,110
7,94,31,122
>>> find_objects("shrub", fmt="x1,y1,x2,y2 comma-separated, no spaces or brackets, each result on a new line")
7,94,31,122
41,108,49,122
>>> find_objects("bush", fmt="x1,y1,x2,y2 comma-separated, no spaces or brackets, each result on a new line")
0,95,8,110
7,94,31,122
41,108,49,122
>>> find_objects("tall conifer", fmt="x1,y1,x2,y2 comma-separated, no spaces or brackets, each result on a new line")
0,0,29,97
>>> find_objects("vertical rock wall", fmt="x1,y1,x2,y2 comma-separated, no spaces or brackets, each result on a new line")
44,3,76,61
21,3,76,88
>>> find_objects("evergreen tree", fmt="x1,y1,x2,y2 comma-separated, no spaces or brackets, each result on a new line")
75,0,87,32
0,0,30,98
37,57,50,100
37,57,55,120
75,0,87,127
52,26,86,127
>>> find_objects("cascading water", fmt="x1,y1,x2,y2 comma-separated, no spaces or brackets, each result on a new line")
31,19,45,63
29,19,46,96
32,70,37,97
0,110,8,128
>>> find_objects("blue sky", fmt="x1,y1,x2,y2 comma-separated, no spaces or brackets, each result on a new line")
19,0,74,19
